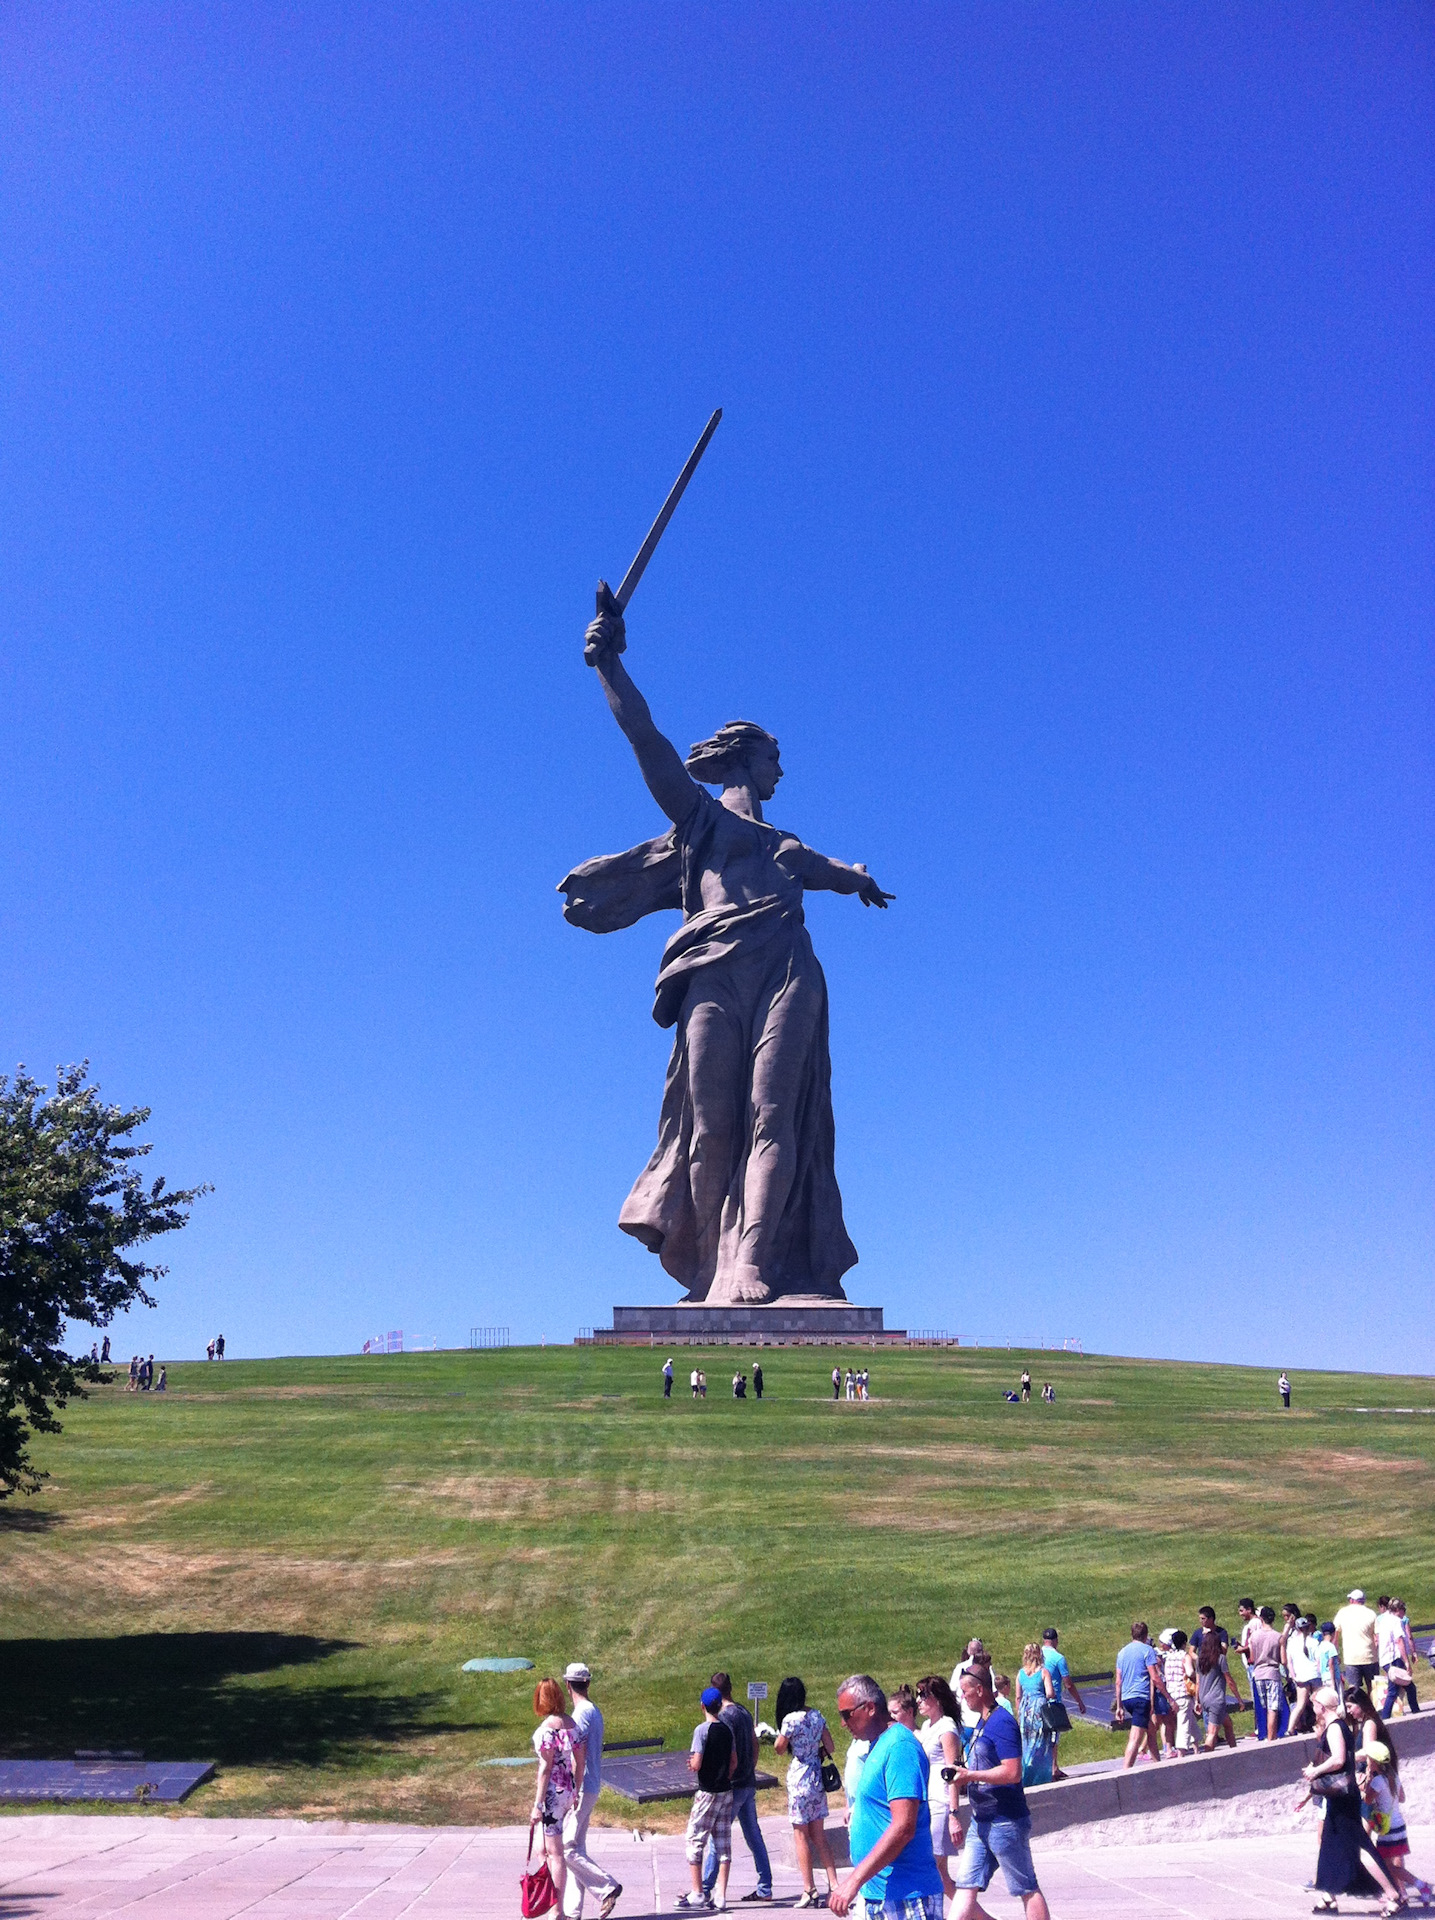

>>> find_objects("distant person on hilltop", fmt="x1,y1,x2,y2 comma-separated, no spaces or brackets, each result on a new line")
1278,1371,1291,1408
216,1333,225,1359
1019,1370,1031,1402
832,1366,841,1401
100,1334,110,1363
691,1367,700,1400
206,1338,215,1361
752,1361,763,1400
663,1357,674,1399
156,1366,167,1393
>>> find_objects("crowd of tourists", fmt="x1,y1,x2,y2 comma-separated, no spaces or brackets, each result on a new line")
1109,1592,1424,1769
526,1584,1429,1920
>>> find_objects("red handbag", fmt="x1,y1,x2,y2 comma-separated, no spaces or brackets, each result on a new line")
521,1822,558,1917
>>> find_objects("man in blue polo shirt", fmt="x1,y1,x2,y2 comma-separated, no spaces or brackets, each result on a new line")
828,1675,942,1920
947,1666,1050,1920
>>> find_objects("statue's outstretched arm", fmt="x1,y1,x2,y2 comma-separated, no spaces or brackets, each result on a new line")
796,847,895,909
584,588,699,827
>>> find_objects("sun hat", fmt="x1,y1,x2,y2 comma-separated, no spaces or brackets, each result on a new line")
1365,1740,1391,1765
1157,1629,1177,1647
1348,1588,1365,1602
564,1662,592,1683
701,1686,723,1710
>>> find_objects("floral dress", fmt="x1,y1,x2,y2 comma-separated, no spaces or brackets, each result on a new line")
780,1708,830,1826
1015,1668,1054,1787
532,1717,578,1832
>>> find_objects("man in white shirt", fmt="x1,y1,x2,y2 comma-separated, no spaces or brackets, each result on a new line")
563,1663,622,1919
1333,1589,1379,1691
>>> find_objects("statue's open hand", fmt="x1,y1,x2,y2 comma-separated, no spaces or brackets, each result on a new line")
854,863,895,908
584,581,627,666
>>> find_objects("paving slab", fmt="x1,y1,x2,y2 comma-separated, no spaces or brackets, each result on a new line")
2,1814,1432,1919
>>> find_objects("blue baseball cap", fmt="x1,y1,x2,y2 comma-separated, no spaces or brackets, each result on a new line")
701,1686,723,1710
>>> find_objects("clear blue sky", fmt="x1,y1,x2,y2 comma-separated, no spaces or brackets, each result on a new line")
3,5,1431,1372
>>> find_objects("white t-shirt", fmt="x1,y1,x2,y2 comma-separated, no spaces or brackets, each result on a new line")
1286,1630,1319,1685
1375,1612,1405,1666
1334,1603,1378,1666
569,1695,604,1797
950,1663,982,1728
917,1716,958,1808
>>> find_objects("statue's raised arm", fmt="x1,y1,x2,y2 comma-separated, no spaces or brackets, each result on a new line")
584,584,699,827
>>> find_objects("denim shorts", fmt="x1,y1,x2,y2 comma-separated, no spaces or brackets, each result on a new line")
1121,1695,1151,1729
954,1816,1040,1898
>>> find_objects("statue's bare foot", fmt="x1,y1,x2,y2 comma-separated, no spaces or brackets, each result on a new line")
718,1266,772,1305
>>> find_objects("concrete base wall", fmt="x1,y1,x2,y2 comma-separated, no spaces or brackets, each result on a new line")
606,1304,894,1337
784,1714,1435,1862
1031,1710,1435,1849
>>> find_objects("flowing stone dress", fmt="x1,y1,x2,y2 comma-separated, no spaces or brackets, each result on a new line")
559,787,857,1305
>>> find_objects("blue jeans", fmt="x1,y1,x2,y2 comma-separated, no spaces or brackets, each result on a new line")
704,1785,772,1895
954,1816,1040,1899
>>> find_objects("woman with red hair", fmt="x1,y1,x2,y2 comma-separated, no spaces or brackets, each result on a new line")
531,1677,584,1904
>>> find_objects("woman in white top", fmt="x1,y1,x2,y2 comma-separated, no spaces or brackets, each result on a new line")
1286,1614,1320,1734
916,1675,964,1903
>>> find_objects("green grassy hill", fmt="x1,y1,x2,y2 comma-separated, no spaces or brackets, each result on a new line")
2,1344,1430,1824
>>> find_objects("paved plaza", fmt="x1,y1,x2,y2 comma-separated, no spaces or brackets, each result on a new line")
3,1812,1430,1919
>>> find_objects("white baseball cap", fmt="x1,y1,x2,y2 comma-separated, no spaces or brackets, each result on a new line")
564,1662,592,1683
1347,1589,1365,1603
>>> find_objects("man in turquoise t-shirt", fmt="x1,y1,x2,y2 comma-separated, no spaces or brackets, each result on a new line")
828,1675,942,1920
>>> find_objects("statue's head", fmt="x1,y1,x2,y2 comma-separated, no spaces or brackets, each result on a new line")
686,720,782,800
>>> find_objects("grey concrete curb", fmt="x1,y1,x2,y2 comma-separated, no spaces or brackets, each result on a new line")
1027,1708,1435,1837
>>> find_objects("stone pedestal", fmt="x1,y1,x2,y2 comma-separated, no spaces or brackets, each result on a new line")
595,1301,903,1344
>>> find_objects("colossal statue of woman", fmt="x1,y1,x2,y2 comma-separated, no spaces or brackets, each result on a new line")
559,589,894,1307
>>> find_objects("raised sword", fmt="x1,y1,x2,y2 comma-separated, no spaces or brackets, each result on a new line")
596,408,722,624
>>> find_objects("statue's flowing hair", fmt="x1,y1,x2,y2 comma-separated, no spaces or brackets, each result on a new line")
685,719,779,785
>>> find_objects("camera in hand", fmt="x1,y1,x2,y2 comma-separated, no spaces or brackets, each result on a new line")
940,1766,960,1782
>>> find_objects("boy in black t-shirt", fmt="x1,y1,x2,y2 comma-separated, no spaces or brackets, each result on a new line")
680,1687,736,1909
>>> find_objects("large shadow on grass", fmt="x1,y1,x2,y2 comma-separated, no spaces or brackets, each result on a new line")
4,1632,488,1766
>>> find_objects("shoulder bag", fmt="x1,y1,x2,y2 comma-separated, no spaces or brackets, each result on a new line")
1040,1699,1072,1734
521,1822,558,1917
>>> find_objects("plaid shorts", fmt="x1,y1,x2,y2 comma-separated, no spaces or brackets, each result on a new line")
863,1894,943,1920
1253,1677,1284,1720
685,1790,733,1864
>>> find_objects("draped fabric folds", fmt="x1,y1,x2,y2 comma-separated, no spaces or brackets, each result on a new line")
559,789,857,1303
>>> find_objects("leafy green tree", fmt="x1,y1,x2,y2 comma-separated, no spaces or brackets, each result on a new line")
0,1064,208,1496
